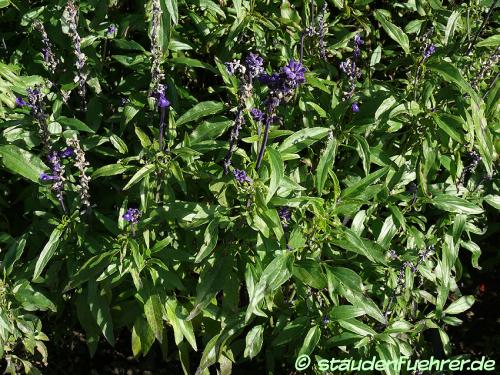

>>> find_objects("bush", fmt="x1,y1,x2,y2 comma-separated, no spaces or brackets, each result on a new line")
0,0,498,373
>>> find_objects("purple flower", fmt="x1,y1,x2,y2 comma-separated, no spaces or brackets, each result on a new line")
225,59,245,75
258,72,281,88
59,147,75,158
282,59,306,87
354,34,364,46
123,208,141,224
245,53,264,78
107,24,117,36
250,108,264,122
158,93,170,108
232,169,253,184
278,207,292,227
119,97,130,107
152,86,170,108
39,172,56,181
15,97,28,107
424,44,436,59
352,102,360,113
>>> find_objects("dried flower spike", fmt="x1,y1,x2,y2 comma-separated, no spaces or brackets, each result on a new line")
64,0,88,111
223,53,264,174
66,135,91,211
149,0,164,96
340,34,363,110
33,20,58,74
40,151,66,212
27,87,52,156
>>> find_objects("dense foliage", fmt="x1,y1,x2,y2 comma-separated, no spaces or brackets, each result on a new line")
0,0,498,373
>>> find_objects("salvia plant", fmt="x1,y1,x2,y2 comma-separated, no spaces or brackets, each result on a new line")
0,1,498,374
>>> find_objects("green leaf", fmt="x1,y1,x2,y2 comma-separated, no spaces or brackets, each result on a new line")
109,134,128,154
57,116,95,133
123,164,156,190
266,148,284,203
164,0,179,24
132,316,155,356
374,10,410,54
165,299,197,351
353,135,370,176
189,120,232,144
335,228,387,264
428,61,479,102
176,101,225,126
63,249,119,292
484,195,500,210
144,289,164,343
278,127,330,154
195,219,219,263
316,139,336,195
298,325,321,356
135,126,152,147
87,279,115,345
293,259,327,289
12,280,56,312
444,10,461,45
477,34,500,47
33,226,64,280
341,166,390,199
170,57,217,72
330,305,365,321
0,145,47,183
244,325,264,359
1,237,27,276
433,113,465,143
246,253,291,322
92,164,129,179
338,318,376,337
433,195,483,214
444,295,475,315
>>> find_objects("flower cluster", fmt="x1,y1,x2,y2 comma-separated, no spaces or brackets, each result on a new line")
147,0,171,150
254,59,306,170
317,2,328,60
223,53,264,173
123,208,141,236
123,208,141,224
232,169,253,184
419,28,435,61
471,47,499,89
278,207,292,228
26,87,51,155
107,24,117,37
457,150,482,189
64,0,88,111
150,84,170,150
245,53,264,78
33,20,58,74
383,245,434,322
423,44,436,60
59,147,75,158
340,34,363,111
149,0,164,96
40,151,66,212
66,136,91,211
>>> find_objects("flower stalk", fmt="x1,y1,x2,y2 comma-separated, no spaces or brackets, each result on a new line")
64,0,88,111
